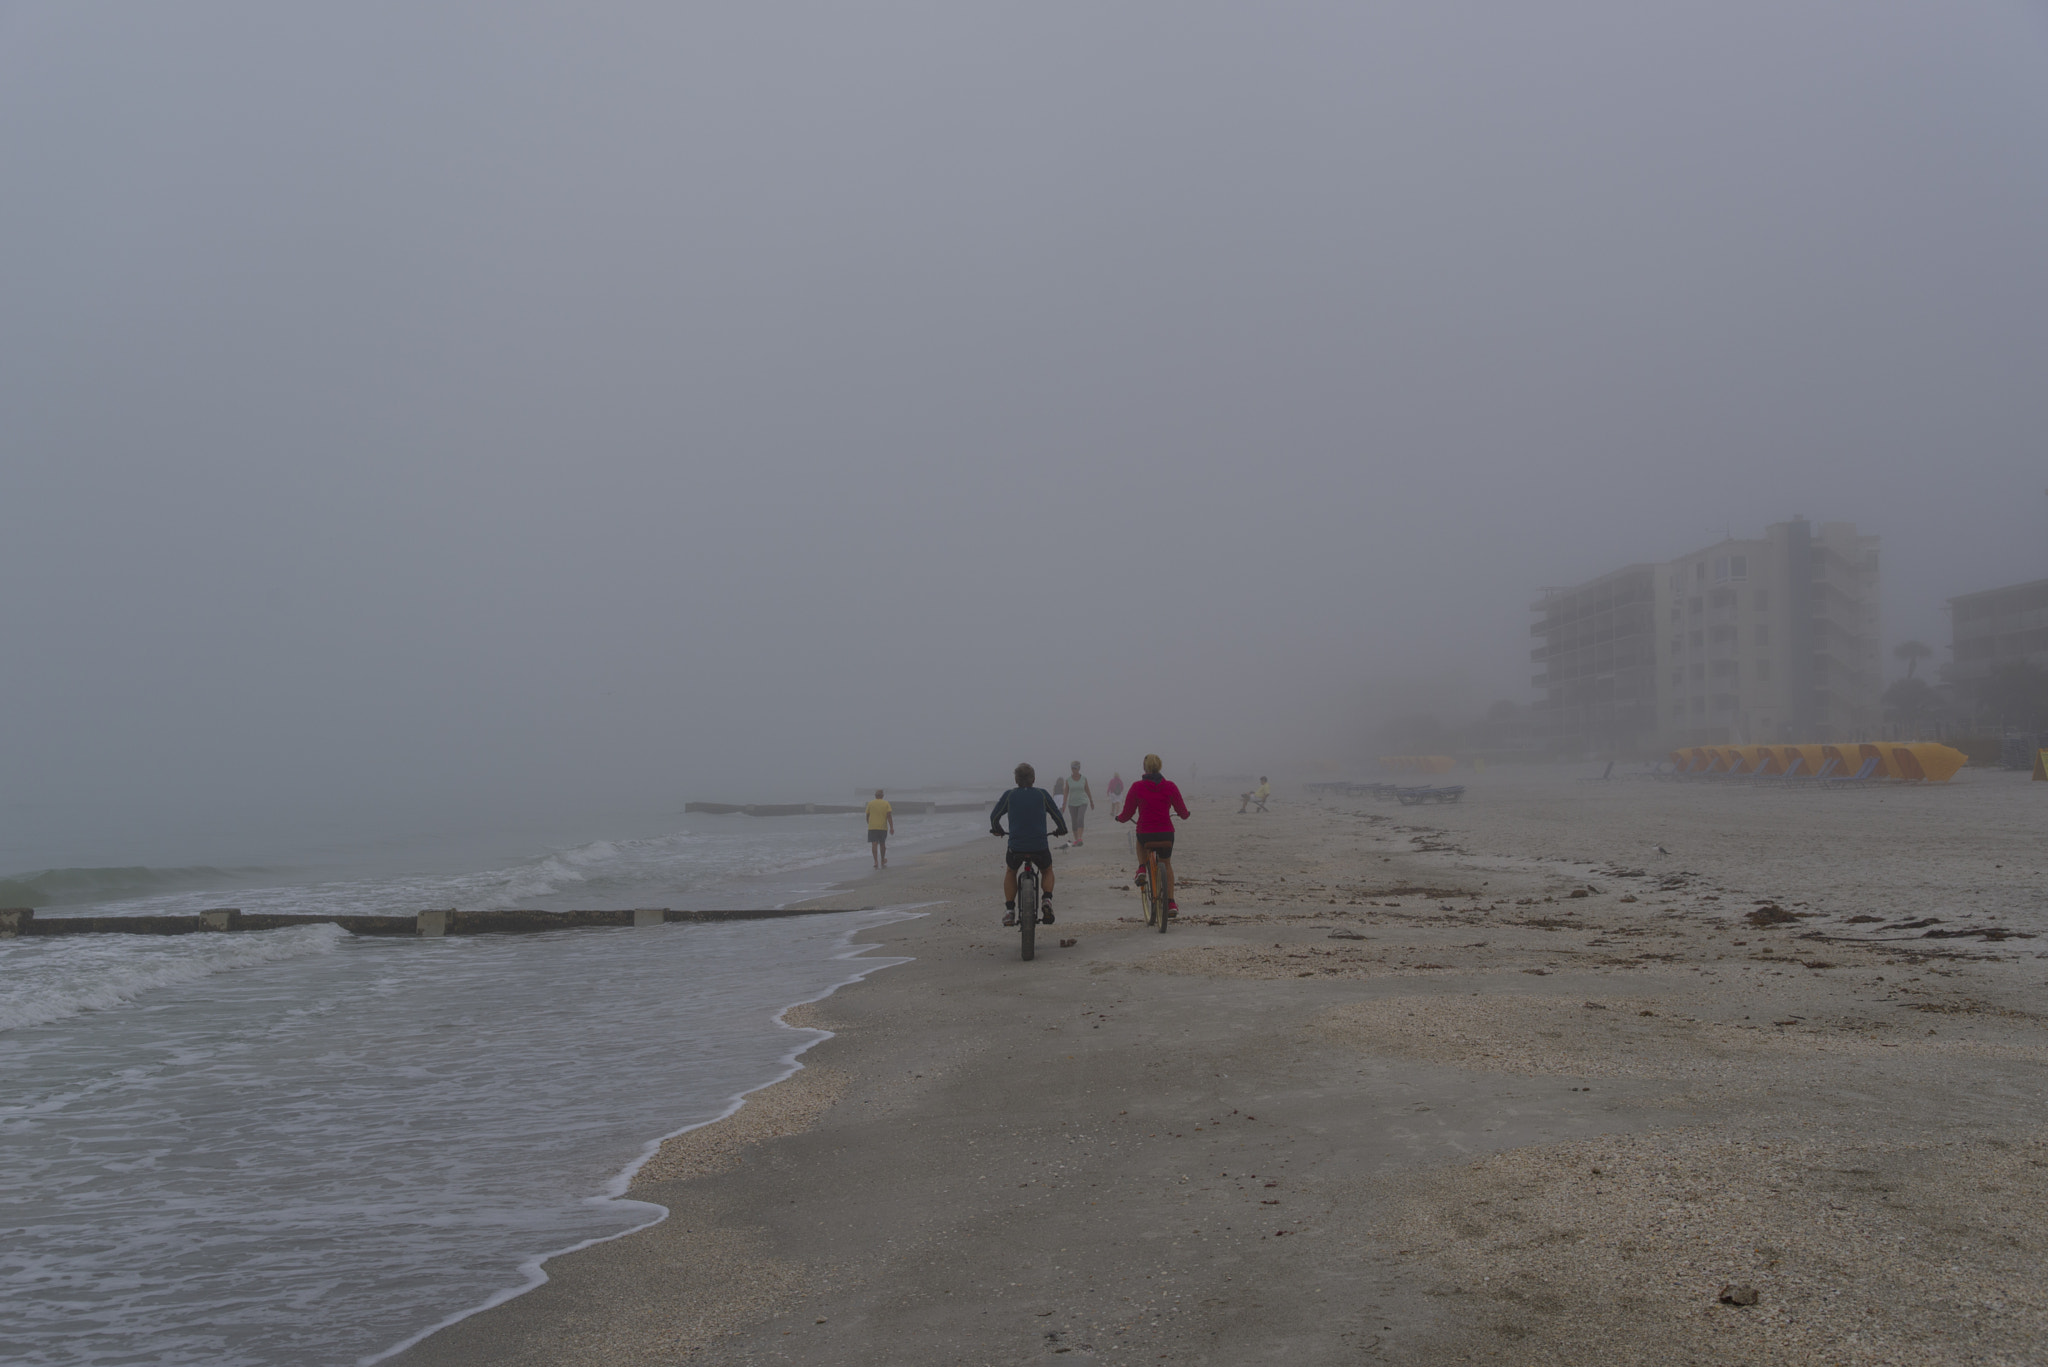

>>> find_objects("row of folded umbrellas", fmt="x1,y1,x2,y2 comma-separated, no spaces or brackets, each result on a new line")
1666,741,1967,782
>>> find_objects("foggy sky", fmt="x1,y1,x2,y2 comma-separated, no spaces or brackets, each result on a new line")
4,2,2046,860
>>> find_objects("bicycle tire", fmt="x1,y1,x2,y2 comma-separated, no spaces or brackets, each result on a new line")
1019,868,1038,961
1146,849,1168,932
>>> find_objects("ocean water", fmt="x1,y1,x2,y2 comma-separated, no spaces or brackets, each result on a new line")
0,811,972,1366
3,806,985,924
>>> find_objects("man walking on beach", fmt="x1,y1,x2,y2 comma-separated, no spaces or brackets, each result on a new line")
990,763,1067,926
1053,761,1095,846
865,789,894,868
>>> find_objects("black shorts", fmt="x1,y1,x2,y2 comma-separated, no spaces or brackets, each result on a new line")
868,829,887,844
1136,833,1174,859
1005,848,1052,872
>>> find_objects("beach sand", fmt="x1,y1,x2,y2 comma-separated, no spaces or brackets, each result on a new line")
396,769,2048,1365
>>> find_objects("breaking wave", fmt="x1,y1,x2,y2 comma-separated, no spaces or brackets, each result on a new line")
0,924,346,1032
0,865,257,907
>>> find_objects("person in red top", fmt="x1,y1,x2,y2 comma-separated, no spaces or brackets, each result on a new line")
1114,753,1191,915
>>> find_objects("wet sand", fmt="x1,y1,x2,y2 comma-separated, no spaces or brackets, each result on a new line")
396,770,2048,1365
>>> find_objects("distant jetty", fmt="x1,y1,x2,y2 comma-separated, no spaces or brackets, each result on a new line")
685,800,986,816
0,906,848,939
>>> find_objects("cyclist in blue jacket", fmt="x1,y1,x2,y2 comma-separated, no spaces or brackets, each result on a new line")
991,762,1068,927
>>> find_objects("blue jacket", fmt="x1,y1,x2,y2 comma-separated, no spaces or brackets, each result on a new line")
991,787,1067,851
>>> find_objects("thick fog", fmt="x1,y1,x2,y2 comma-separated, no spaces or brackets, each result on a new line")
3,3,2046,861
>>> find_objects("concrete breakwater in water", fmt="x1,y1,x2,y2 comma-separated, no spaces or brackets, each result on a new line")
0,906,841,939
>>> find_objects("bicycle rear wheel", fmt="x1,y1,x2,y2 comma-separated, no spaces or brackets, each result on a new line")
1145,850,1168,932
1018,867,1038,961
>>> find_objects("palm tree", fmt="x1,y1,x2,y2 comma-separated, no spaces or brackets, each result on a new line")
1893,640,1933,680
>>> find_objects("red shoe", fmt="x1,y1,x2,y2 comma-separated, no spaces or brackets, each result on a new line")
1167,899,1179,916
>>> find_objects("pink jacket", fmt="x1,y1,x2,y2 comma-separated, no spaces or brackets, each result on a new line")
1116,775,1189,834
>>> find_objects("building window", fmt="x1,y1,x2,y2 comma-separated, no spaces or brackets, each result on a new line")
1754,589,1769,612
1695,563,1707,583
1756,659,1772,681
1689,597,1703,616
1671,637,1683,655
1712,659,1738,679
1754,623,1770,646
1672,703,1685,719
1709,588,1736,609
1669,574,1683,594
1689,630,1704,649
1713,555,1747,582
1691,697,1706,715
1671,670,1683,687
1690,662,1706,682
1711,624,1737,644
1713,693,1739,712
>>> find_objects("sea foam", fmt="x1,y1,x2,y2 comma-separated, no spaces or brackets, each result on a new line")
1,911,913,1367
0,924,346,1032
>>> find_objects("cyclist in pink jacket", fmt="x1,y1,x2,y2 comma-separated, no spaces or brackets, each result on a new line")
1114,753,1191,916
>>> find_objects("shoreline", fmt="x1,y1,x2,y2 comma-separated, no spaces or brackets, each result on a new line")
365,907,925,1367
396,774,2048,1365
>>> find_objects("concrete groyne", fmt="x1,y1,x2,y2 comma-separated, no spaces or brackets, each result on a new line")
0,906,842,939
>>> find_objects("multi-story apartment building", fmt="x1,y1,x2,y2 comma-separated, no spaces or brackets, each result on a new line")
1525,564,1662,752
1532,518,1881,752
1945,576,2048,706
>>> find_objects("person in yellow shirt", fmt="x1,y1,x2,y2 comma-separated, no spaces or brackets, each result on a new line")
865,789,895,867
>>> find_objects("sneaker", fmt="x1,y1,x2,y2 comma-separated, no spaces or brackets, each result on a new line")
1134,867,1148,887
1002,910,1017,927
1166,899,1179,916
1040,903,1055,925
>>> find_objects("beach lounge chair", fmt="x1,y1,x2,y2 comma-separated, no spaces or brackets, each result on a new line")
1789,757,1840,783
1396,784,1465,806
1822,756,1882,787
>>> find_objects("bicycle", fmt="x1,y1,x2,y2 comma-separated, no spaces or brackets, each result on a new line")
1136,845,1170,933
1015,861,1042,960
